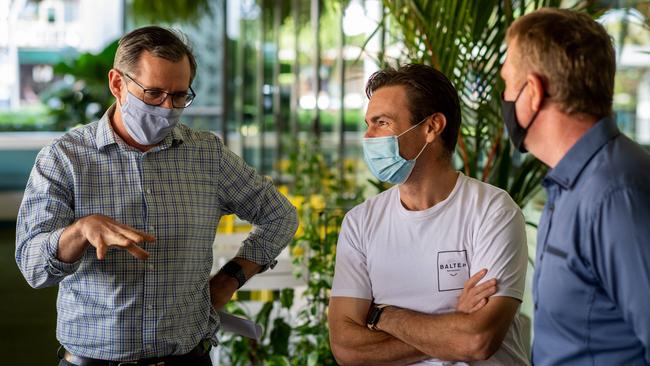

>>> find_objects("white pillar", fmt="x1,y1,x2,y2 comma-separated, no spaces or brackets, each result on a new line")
78,0,123,52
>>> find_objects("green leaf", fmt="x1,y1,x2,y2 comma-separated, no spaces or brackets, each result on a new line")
270,318,292,356
265,355,292,366
307,351,319,366
254,301,275,339
280,288,295,309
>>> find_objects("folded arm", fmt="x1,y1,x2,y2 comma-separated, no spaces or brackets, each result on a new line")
328,270,498,365
377,296,520,361
329,296,429,366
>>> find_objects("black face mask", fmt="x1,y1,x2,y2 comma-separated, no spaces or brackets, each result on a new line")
500,84,542,153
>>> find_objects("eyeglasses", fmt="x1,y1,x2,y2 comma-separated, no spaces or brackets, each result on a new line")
122,73,196,108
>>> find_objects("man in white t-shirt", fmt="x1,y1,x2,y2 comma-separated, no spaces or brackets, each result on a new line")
329,64,529,365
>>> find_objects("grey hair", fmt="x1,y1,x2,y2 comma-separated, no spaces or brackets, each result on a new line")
113,25,197,83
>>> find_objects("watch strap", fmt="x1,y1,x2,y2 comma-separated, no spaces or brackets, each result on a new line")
221,261,247,289
366,304,390,330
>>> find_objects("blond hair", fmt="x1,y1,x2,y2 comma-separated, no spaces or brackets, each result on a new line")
507,8,615,118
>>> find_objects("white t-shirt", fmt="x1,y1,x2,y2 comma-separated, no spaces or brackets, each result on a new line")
331,173,529,366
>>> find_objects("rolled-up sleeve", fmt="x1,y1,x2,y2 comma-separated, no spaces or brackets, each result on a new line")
16,144,81,289
216,138,298,268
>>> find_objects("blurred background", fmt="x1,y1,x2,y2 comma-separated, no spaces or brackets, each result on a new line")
0,0,649,365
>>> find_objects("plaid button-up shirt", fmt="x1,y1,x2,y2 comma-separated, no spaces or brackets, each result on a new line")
15,106,298,360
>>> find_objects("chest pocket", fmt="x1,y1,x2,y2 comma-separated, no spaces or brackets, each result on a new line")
538,242,597,322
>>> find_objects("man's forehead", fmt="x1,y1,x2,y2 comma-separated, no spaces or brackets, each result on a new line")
132,53,191,88
367,87,411,119
136,50,187,68
369,86,408,105
365,102,407,123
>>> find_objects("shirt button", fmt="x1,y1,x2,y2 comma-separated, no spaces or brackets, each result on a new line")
145,344,152,350
148,264,154,271
148,226,154,231
146,304,153,310
146,188,152,194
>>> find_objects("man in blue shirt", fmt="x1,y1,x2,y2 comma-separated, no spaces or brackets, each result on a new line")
15,26,298,365
499,8,650,365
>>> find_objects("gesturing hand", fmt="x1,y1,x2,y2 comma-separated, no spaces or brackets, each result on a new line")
456,269,497,314
78,214,156,260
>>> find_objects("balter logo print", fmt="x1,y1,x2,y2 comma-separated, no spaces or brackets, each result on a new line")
437,250,470,292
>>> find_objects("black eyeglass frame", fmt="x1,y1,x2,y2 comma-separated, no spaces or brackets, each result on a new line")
122,72,196,108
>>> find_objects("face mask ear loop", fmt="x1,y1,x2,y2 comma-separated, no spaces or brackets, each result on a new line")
411,141,429,161
397,115,430,138
514,82,528,102
516,83,544,134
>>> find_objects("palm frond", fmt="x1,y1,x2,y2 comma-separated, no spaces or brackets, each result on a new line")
380,0,604,207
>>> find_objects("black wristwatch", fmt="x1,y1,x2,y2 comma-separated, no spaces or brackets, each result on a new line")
220,261,247,289
366,304,389,330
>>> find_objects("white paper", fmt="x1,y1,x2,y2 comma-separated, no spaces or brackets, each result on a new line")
218,311,264,341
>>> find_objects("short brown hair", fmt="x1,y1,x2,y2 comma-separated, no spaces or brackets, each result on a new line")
114,26,197,83
365,64,461,155
507,8,615,118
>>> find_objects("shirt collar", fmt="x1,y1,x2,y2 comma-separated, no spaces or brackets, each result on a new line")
95,104,118,150
95,103,185,151
545,116,620,189
158,122,184,150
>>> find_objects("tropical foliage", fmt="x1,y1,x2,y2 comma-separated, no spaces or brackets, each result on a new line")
39,40,118,130
128,0,213,25
219,140,365,366
377,0,605,208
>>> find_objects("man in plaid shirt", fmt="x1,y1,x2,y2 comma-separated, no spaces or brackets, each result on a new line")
15,26,297,366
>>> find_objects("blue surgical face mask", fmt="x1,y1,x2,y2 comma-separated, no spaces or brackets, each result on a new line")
362,117,429,184
120,91,183,145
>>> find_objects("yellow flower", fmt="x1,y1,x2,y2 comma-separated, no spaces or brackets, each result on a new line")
291,245,304,257
276,159,291,172
310,194,326,211
343,158,357,171
319,225,326,240
277,185,289,197
290,195,305,209
295,223,304,237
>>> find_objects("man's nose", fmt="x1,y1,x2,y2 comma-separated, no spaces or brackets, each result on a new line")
160,95,174,109
364,125,378,138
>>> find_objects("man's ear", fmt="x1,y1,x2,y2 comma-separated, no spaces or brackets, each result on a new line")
526,73,546,112
426,113,446,144
108,69,124,103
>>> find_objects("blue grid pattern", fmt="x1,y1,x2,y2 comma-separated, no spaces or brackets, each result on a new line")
15,106,298,360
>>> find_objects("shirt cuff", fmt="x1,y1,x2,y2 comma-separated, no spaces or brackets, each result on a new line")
235,242,277,272
43,227,81,276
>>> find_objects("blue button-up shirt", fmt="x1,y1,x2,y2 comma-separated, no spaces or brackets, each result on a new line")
532,117,650,365
15,106,298,360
